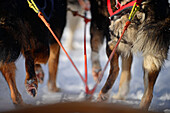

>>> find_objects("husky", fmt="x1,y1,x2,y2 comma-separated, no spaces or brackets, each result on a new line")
97,0,170,110
0,0,66,106
65,0,90,50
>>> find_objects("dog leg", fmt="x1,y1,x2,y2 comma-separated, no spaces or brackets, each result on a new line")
113,55,132,100
34,64,44,84
33,45,49,85
24,51,38,97
97,49,119,101
48,43,60,92
90,24,104,82
0,63,24,106
91,51,102,83
47,0,66,92
140,55,160,110
65,11,81,50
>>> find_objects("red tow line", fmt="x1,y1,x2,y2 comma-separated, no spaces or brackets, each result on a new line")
39,10,93,94
68,9,131,95
38,0,142,96
38,12,87,87
88,0,143,95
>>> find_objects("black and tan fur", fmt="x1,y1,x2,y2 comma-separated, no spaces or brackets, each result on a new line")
0,0,66,106
97,0,170,110
89,0,113,82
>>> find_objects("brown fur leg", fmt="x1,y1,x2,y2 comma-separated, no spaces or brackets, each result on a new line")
33,46,49,84
140,55,160,110
90,28,104,82
113,55,132,100
0,63,24,106
97,49,119,101
48,43,60,92
35,64,44,84
24,51,38,97
24,45,49,97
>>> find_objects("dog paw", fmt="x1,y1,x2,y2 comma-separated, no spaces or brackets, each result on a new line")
48,81,60,92
92,67,102,83
49,87,61,92
97,92,109,102
112,94,125,100
25,79,38,97
14,102,32,108
35,64,44,84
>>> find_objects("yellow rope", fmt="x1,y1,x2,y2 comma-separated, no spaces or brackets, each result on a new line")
129,2,140,21
27,0,40,14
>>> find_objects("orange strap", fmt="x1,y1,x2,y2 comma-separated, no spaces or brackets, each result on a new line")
88,21,131,95
38,12,93,94
38,12,86,85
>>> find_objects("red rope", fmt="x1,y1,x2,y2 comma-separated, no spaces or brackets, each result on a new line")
68,9,91,93
84,13,89,93
38,8,131,96
107,0,136,17
88,21,131,95
38,11,92,94
38,12,86,84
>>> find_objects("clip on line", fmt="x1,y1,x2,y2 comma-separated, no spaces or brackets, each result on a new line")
67,8,91,23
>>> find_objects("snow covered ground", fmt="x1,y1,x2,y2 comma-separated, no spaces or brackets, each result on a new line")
0,11,170,113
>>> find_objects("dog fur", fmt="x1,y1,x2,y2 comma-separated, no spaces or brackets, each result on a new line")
89,0,114,82
0,0,66,106
97,0,170,110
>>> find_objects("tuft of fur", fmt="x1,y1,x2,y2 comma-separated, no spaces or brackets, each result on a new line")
132,17,170,62
109,0,170,67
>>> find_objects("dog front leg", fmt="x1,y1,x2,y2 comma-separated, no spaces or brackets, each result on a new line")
90,23,104,82
97,48,120,101
24,51,38,97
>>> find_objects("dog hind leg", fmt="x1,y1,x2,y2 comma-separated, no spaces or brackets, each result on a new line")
140,55,160,110
48,43,60,92
113,54,132,100
90,24,104,82
0,62,24,106
47,0,67,92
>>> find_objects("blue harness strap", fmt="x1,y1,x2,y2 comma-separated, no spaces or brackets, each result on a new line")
35,0,54,21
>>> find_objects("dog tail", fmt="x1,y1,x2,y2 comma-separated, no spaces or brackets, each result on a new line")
0,28,21,63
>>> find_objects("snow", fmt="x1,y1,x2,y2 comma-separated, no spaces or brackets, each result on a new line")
0,11,170,113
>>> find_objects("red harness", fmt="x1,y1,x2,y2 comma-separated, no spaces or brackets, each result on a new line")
107,0,143,18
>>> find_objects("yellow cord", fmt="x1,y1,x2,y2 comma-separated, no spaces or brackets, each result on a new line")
129,2,140,21
27,0,40,14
